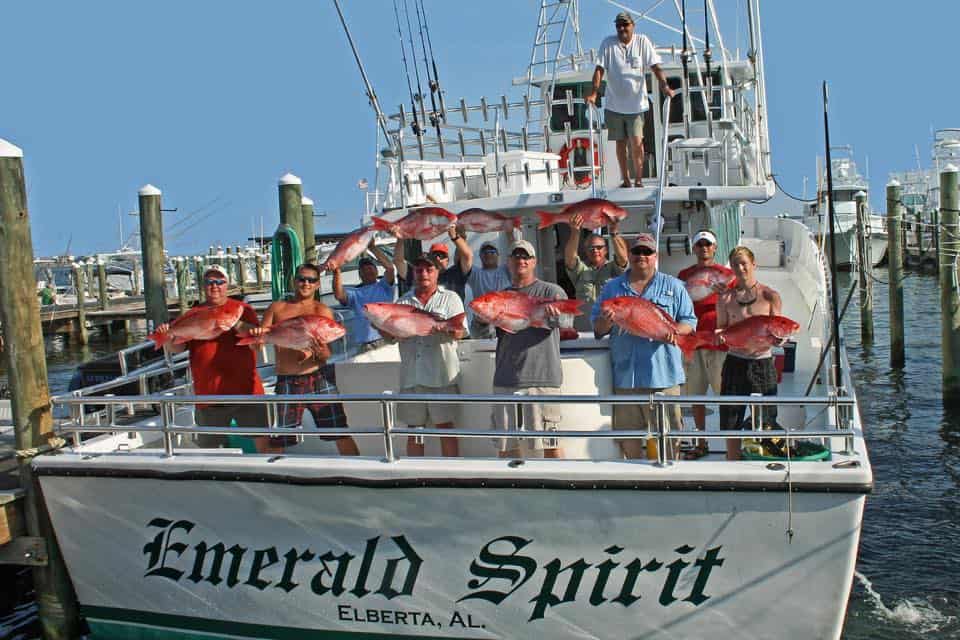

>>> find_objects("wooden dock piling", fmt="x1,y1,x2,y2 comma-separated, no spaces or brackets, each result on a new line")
279,173,304,247
138,184,169,330
855,190,874,344
255,254,264,289
96,257,109,310
887,180,906,368
0,138,82,639
939,165,960,399
302,195,317,263
71,264,89,344
175,258,189,315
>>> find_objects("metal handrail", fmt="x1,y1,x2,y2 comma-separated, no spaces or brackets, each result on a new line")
653,93,677,249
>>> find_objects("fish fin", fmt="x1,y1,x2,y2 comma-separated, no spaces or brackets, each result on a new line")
537,211,560,229
235,336,263,347
370,216,394,232
171,335,192,346
552,299,585,316
146,331,167,350
445,312,467,331
676,334,702,360
511,216,522,229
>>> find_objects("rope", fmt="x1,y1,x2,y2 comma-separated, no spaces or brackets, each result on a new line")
271,224,304,302
15,436,67,461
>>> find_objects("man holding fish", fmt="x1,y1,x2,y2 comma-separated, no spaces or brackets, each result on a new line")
151,264,270,450
677,229,735,458
563,213,628,332
376,252,467,457
591,234,697,460
332,240,395,353
249,263,359,455
475,240,580,460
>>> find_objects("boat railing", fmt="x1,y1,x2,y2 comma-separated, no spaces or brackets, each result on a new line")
51,391,858,465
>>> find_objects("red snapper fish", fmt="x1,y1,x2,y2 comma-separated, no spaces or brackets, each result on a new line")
600,296,699,357
322,227,377,272
371,207,457,240
147,303,244,349
236,315,346,352
683,265,736,302
456,208,521,233
469,291,583,334
696,315,800,355
363,302,466,339
537,198,628,230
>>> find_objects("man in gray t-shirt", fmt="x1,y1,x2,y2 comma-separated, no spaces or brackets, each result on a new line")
492,239,570,459
467,241,511,338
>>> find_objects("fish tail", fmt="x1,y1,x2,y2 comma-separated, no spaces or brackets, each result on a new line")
234,335,263,347
676,334,702,359
370,216,393,232
146,331,168,350
511,216,522,229
537,211,564,229
553,299,585,316
446,312,467,331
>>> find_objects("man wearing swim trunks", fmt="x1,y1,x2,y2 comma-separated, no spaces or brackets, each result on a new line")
252,263,359,455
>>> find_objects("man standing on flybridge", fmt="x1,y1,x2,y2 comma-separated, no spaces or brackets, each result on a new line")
586,11,674,188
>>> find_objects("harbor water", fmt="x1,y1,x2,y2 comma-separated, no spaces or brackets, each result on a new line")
1,271,958,638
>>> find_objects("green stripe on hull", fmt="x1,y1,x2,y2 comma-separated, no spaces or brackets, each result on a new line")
83,606,464,640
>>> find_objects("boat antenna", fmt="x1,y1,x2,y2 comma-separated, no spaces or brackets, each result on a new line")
418,0,447,121
680,0,691,138
703,0,713,136
821,81,844,392
331,0,394,150
414,0,444,143
402,0,428,129
392,0,422,139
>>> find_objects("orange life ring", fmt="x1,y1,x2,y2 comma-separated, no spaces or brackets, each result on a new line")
558,137,600,185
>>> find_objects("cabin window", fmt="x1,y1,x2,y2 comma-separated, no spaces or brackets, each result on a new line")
667,71,722,124
550,83,592,133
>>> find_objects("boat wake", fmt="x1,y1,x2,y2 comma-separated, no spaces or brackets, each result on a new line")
855,571,957,635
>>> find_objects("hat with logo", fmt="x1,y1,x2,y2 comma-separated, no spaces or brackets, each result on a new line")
480,241,499,253
203,264,230,281
411,253,444,270
509,239,537,258
631,234,658,252
691,230,718,245
615,11,635,24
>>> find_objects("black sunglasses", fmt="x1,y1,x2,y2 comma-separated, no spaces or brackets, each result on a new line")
694,241,714,248
431,252,449,260
295,275,319,284
630,247,656,256
511,251,534,260
481,247,499,254
204,278,227,286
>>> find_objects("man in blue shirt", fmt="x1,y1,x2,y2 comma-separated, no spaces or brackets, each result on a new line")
592,233,696,459
333,242,396,352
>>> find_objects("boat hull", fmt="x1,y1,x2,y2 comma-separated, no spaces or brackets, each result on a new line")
38,470,864,640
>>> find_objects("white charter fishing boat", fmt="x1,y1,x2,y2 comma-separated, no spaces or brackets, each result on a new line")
34,2,870,638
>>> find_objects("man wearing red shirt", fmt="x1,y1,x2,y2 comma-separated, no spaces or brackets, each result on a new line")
155,264,268,450
677,230,734,458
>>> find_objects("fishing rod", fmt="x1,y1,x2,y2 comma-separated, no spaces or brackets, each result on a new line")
331,0,394,150
702,0,713,137
392,0,422,139
402,0,428,129
680,0,691,138
418,0,447,121
414,0,444,146
821,81,844,394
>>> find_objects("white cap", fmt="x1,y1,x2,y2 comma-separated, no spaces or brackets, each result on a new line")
203,264,229,281
691,230,718,245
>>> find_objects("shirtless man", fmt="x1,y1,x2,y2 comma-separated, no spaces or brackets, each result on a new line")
251,263,359,455
716,246,783,460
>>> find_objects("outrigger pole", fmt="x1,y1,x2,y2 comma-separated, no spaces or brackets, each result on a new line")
821,81,844,391
331,0,395,152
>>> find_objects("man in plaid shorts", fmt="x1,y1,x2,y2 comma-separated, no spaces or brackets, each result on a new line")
250,263,359,455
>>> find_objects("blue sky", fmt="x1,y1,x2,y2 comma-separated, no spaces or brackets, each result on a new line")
3,1,957,256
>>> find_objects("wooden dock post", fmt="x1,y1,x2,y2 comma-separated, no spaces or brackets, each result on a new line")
940,165,960,400
887,180,906,368
96,256,109,310
279,173,304,246
255,253,264,289
0,138,82,639
138,184,168,331
175,258,189,315
193,257,205,303
71,263,89,344
855,190,874,344
302,195,317,263
131,256,142,295
84,260,95,298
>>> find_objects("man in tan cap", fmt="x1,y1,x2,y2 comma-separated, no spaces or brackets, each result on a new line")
585,12,674,187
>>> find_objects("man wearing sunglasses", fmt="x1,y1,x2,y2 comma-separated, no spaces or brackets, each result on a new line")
564,214,628,332
677,230,734,458
466,241,511,338
592,235,696,460
391,253,467,457
394,222,473,302
155,264,269,451
252,263,359,456
493,240,572,459
585,11,673,188
333,241,396,353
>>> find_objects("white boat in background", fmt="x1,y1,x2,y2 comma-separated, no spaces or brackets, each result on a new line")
34,2,871,639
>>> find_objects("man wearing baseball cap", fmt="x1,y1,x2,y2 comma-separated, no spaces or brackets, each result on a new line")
333,239,396,353
466,241,511,338
592,234,696,460
585,12,674,188
393,222,473,301
677,229,735,458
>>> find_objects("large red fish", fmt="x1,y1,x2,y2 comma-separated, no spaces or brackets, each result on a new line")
147,303,245,350
456,208,521,233
536,198,628,230
469,291,583,334
321,227,377,272
363,302,466,339
235,315,346,352
600,296,699,357
683,264,736,302
371,207,456,240
696,315,800,356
